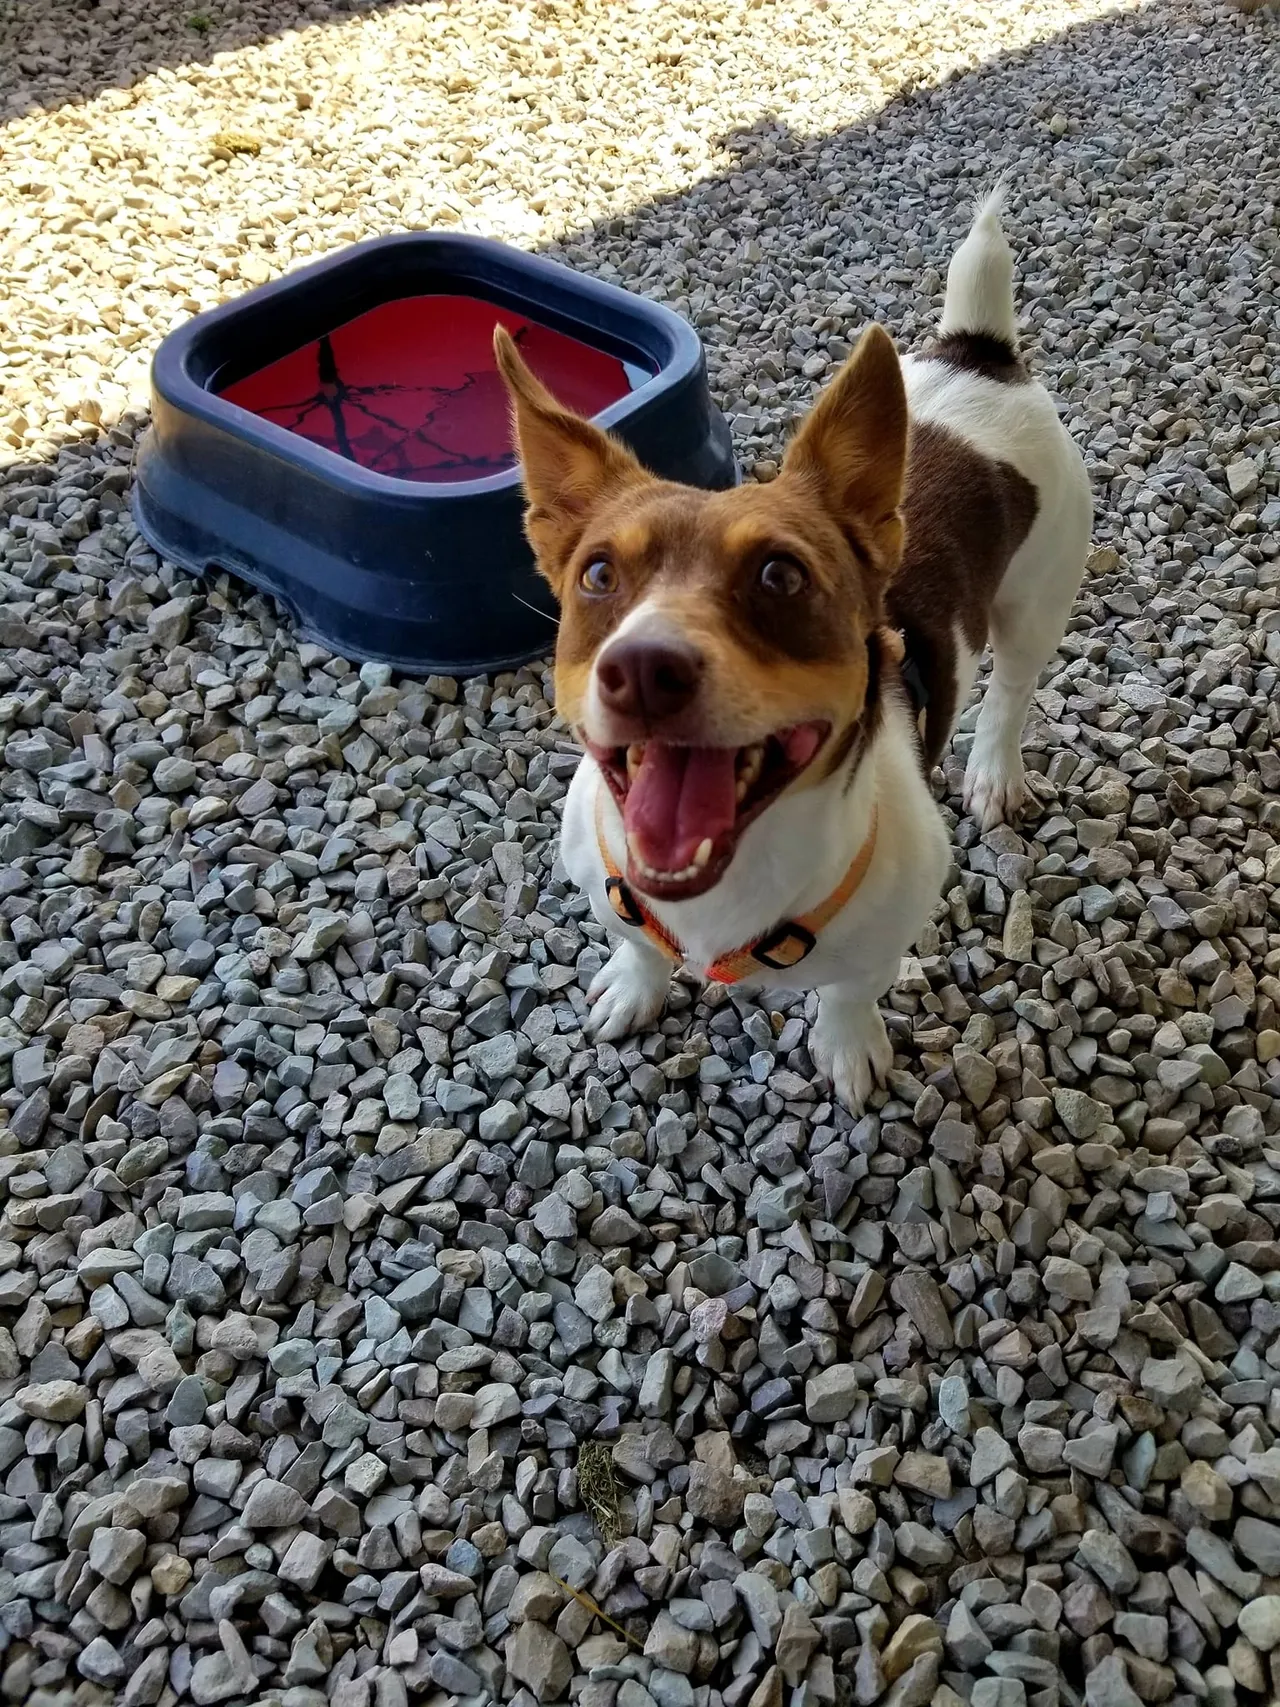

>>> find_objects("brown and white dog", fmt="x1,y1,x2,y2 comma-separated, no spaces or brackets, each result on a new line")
495,194,1092,1111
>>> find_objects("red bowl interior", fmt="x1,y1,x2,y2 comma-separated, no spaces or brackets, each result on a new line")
219,294,641,483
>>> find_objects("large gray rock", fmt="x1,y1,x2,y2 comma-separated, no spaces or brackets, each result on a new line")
506,1622,572,1702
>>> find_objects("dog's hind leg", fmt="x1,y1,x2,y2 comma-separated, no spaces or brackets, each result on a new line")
964,476,1092,831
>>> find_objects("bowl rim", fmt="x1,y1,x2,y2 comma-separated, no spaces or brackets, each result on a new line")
151,231,707,501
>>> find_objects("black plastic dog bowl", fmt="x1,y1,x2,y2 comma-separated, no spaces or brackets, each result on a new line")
132,234,737,676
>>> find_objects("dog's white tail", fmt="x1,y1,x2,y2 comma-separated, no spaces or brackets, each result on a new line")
939,186,1018,347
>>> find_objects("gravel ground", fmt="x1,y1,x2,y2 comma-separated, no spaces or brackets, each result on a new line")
3,2,1280,1707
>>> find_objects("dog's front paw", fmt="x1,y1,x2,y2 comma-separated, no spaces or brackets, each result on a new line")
587,941,671,1042
809,998,893,1114
963,754,1027,832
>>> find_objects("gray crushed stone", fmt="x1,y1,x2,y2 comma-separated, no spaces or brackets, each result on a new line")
1,1,1280,1706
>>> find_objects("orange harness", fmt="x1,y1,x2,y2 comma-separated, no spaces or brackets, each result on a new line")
594,791,879,986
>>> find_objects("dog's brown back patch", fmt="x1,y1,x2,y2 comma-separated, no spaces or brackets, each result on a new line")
888,419,1039,768
932,332,1030,386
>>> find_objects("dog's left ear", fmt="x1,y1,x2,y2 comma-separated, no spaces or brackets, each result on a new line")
782,323,908,577
494,326,646,578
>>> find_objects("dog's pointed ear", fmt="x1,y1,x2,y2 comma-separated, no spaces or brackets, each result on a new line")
494,326,645,578
782,323,907,575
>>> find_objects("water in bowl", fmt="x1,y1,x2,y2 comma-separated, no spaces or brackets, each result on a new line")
218,294,648,482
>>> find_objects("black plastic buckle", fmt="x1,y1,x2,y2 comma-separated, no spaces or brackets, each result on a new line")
751,920,817,971
605,876,646,929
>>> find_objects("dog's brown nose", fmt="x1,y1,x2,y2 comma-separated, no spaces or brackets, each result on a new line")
597,636,703,723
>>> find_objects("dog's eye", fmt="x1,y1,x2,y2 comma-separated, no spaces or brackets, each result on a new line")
580,559,617,596
759,557,808,597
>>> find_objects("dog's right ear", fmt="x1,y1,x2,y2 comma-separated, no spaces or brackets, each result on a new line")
494,326,646,580
782,323,907,582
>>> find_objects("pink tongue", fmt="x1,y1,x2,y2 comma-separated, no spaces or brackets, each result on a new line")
624,744,739,873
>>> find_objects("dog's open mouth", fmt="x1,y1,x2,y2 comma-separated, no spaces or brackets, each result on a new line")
585,721,831,900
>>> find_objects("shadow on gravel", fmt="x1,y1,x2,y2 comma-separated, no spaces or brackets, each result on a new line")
4,0,1278,582
524,0,1277,487
0,0,413,121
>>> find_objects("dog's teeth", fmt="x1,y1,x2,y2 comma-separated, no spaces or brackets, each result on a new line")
626,838,712,884
737,743,764,789
626,744,645,780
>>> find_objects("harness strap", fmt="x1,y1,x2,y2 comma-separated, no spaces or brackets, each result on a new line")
594,791,879,986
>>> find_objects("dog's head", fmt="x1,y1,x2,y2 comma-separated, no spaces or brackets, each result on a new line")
495,324,907,901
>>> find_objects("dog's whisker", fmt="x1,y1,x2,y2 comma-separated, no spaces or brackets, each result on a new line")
511,592,558,626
